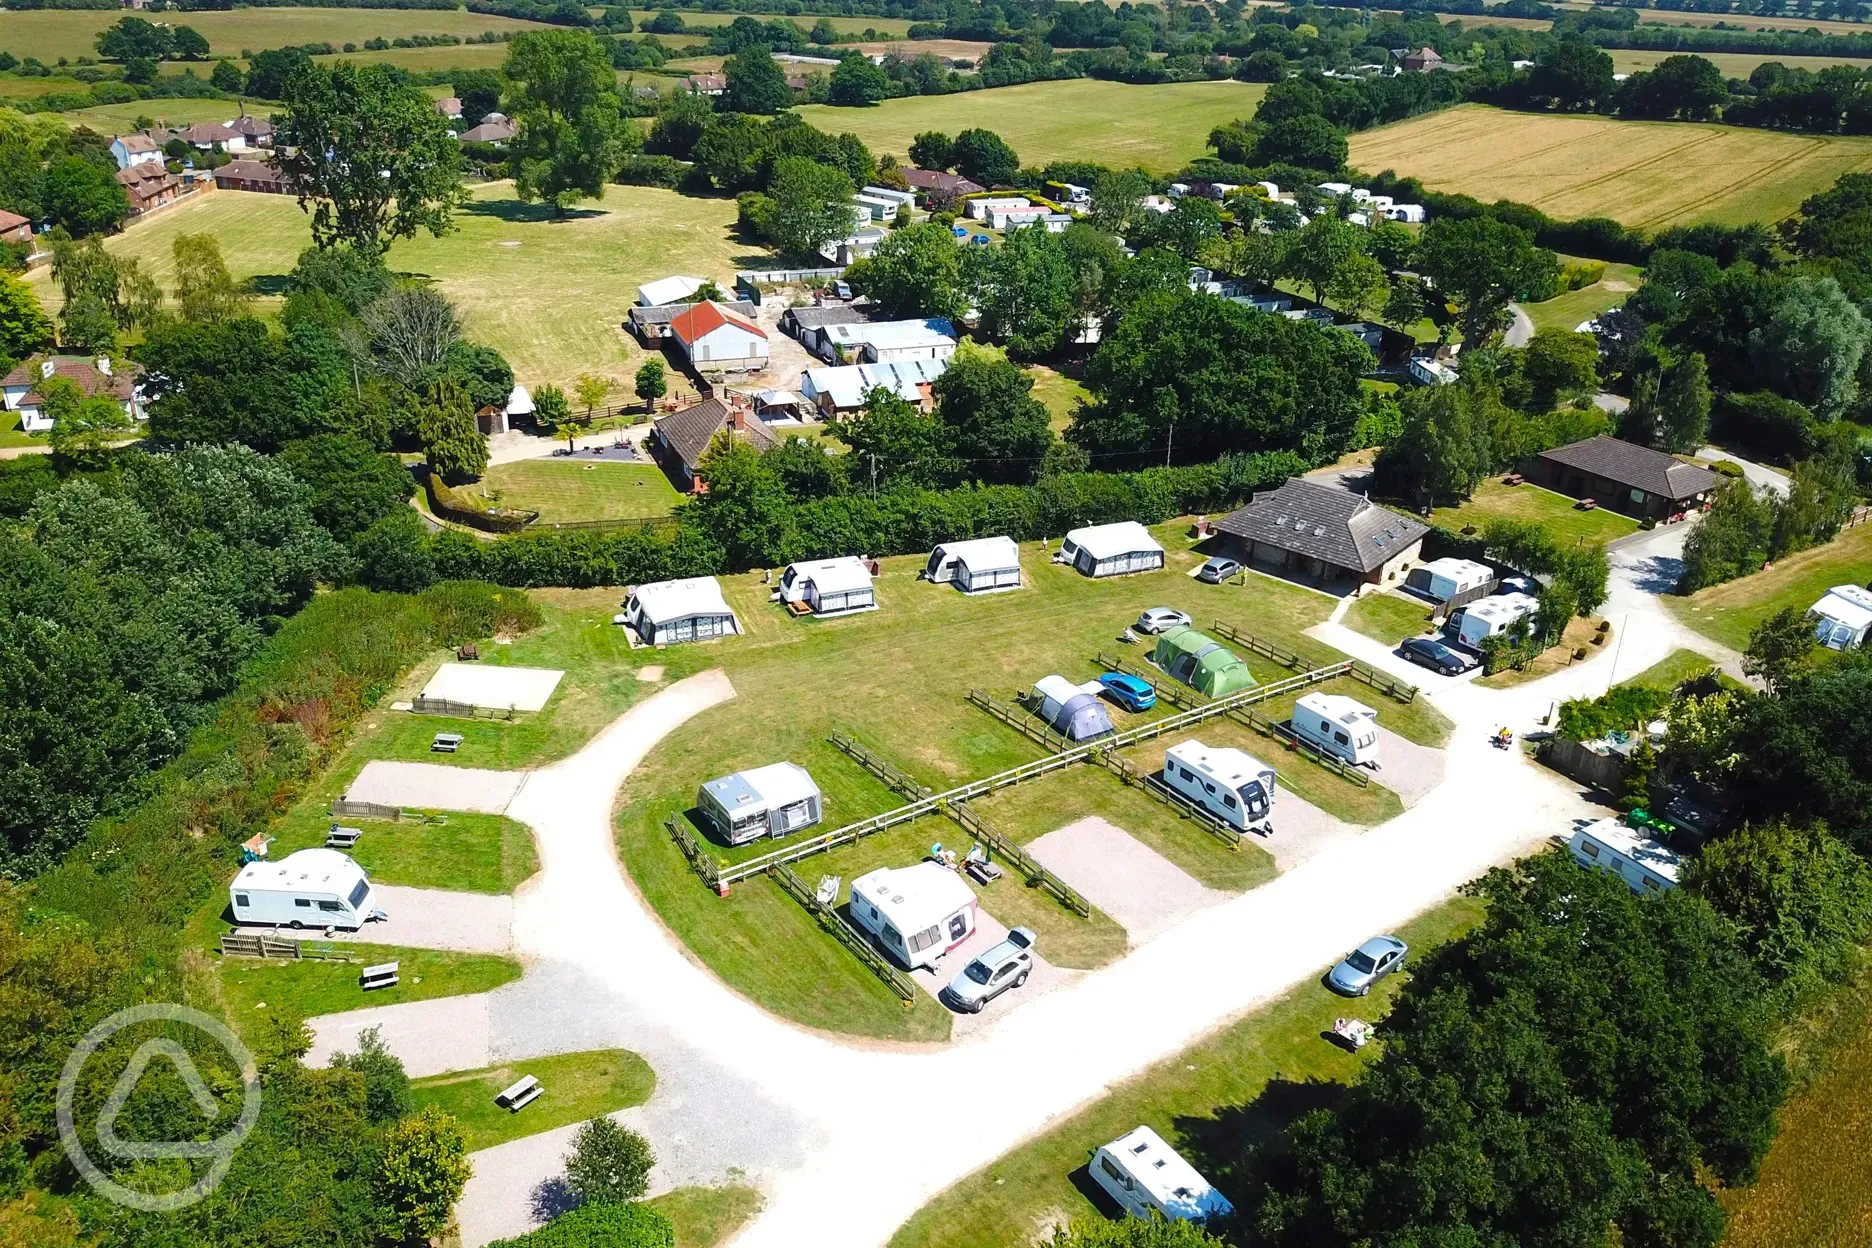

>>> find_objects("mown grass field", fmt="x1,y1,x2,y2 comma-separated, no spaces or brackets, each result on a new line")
1609,48,1872,76
469,458,685,524
887,895,1486,1248
53,97,251,132
25,182,770,389
1618,647,1724,691
1347,103,1872,227
215,944,524,1040
796,79,1267,172
269,809,539,895
0,8,556,63
1522,255,1643,336
1664,519,1872,651
1026,364,1089,434
1425,479,1640,547
410,1048,655,1150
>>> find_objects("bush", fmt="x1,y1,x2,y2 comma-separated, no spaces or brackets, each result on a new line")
614,154,687,188
418,580,544,645
1707,458,1745,478
485,1201,675,1248
564,1117,655,1206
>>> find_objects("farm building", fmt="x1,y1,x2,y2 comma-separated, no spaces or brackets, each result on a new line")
777,557,877,616
849,862,979,971
629,298,759,344
1211,479,1428,591
637,275,707,307
1151,628,1256,698
1535,436,1720,521
668,301,770,373
1405,557,1495,607
1056,521,1165,578
230,848,383,931
925,536,1023,594
1568,817,1681,895
780,304,874,358
1032,675,1115,742
1810,584,1872,649
1292,692,1380,768
697,763,822,846
624,577,741,645
2,356,144,433
1453,592,1540,650
1091,1126,1235,1225
800,359,947,416
651,392,777,490
817,318,958,365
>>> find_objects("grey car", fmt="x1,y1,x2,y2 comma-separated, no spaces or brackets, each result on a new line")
1136,607,1193,635
1196,556,1242,584
941,927,1036,1013
1327,935,1408,996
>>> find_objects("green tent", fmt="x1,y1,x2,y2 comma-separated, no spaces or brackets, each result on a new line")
1151,627,1257,697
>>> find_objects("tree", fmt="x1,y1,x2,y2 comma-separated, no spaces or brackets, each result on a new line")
723,46,793,114
931,341,1053,484
418,379,489,482
850,221,967,319
211,58,244,93
1047,1219,1228,1247
646,89,713,160
691,433,795,565
363,287,464,388
1680,478,1774,591
1736,654,1872,850
1088,167,1153,235
454,67,505,124
1417,216,1560,344
172,232,251,324
1745,606,1818,694
287,242,392,314
280,432,416,540
1284,212,1363,307
1251,114,1348,171
481,1202,677,1248
533,382,573,427
950,127,1019,186
1748,275,1869,419
563,1117,655,1206
374,1104,470,1243
1655,350,1711,451
829,53,891,106
329,1025,413,1125
41,156,129,237
1325,251,1387,321
1621,53,1727,120
1373,376,1498,505
245,46,313,99
967,223,1080,359
908,130,953,171
1521,328,1601,409
49,236,160,353
828,386,958,490
504,30,637,213
41,376,132,465
633,358,666,412
765,155,855,259
95,16,173,62
0,271,53,368
1533,38,1617,109
573,373,613,418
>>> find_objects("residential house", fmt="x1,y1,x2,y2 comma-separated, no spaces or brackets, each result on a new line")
214,160,290,194
226,116,273,148
181,122,245,154
0,209,31,247
434,96,463,121
1,356,145,433
779,304,873,358
110,133,163,171
1401,46,1443,71
800,358,948,416
116,163,183,214
682,73,727,95
1534,435,1721,520
815,318,957,364
1211,478,1429,591
902,168,984,204
667,301,770,373
651,391,777,490
629,298,758,344
459,117,518,145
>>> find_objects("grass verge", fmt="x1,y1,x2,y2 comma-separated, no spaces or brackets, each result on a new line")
270,808,538,895
648,1185,766,1248
1343,591,1437,647
469,458,684,524
216,944,523,1040
1663,521,1872,652
411,1048,656,1151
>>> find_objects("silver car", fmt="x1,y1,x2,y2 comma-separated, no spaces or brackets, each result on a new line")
1327,935,1407,996
941,927,1036,1013
1136,607,1192,635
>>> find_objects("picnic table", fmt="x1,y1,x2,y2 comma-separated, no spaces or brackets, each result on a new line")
361,962,400,991
496,1074,543,1112
326,824,362,849
431,732,464,753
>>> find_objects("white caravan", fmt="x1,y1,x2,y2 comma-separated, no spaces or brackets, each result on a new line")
1453,592,1540,650
1568,817,1681,895
848,862,978,970
697,763,823,846
1090,1126,1235,1224
1291,691,1380,767
1162,740,1276,835
230,848,384,930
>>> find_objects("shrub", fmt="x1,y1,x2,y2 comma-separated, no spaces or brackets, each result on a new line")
485,1201,675,1247
418,580,544,645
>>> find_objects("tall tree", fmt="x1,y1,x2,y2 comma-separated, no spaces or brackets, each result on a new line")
563,1117,655,1206
452,67,505,123
504,30,637,214
1373,375,1499,505
765,155,855,259
1744,606,1818,694
41,376,132,465
851,220,967,319
633,357,666,412
40,156,129,238
1418,216,1560,344
931,341,1053,484
723,45,793,114
0,270,53,368
907,130,953,171
967,224,1080,359
1285,212,1363,307
1748,275,1869,419
417,378,488,482
827,386,958,490
172,232,251,324
1521,328,1601,409
829,52,891,106
950,127,1019,186
374,1105,470,1244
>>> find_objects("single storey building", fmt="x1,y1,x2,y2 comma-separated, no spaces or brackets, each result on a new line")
628,298,758,344
1212,479,1428,591
800,358,947,416
1535,435,1720,520
213,160,290,194
780,304,873,358
651,392,777,490
817,318,957,365
668,300,770,373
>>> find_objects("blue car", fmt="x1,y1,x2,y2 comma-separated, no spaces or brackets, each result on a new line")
1098,672,1156,713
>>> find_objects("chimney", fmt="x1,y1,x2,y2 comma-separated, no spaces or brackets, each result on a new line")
96,357,112,377
40,359,55,380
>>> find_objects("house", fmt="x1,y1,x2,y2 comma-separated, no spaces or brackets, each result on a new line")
1569,817,1681,894
817,318,957,364
848,862,978,971
230,848,383,931
628,298,758,343
968,196,1029,221
1409,354,1458,385
780,303,873,357
902,168,984,202
1292,692,1380,768
213,160,291,194
651,391,776,489
434,96,463,120
696,763,822,845
1453,592,1540,651
668,300,769,373
459,118,517,145
181,122,244,153
1032,674,1114,742
2,356,145,433
116,163,182,214
682,73,727,95
800,358,947,415
1091,1126,1235,1225
1055,521,1165,578
1535,435,1720,520
860,185,916,209
1405,556,1496,608
1212,478,1429,590
623,576,741,645
924,536,1022,593
0,209,35,246
226,115,273,147
776,557,877,617
637,274,708,307
110,132,163,170
1401,46,1444,71
1151,628,1256,698
1809,584,1872,649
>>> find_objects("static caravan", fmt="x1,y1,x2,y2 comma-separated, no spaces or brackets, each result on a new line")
1406,557,1495,606
777,557,877,617
1568,817,1681,895
925,536,1022,594
230,848,384,930
968,196,1030,221
1163,739,1276,835
1292,692,1380,768
1056,521,1165,579
861,185,916,208
1090,1126,1235,1225
1384,204,1427,224
1809,584,1872,649
696,762,823,846
849,862,978,970
1150,627,1256,698
1452,592,1540,651
1032,675,1115,742
626,577,742,646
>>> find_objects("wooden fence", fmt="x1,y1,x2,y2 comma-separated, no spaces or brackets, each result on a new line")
769,862,916,1004
1101,752,1242,848
1209,621,1419,705
220,932,349,960
410,696,516,720
664,812,723,894
330,799,401,822
947,800,1090,916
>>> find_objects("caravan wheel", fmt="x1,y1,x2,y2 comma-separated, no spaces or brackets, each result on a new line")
289,920,305,930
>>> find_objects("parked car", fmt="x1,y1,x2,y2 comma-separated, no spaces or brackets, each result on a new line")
1196,556,1241,584
1098,672,1157,712
1135,607,1192,635
1328,935,1407,996
941,927,1036,1013
1400,637,1479,676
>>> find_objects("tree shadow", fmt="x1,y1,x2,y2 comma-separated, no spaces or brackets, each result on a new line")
249,273,291,297
528,1176,579,1222
1174,1076,1350,1197
1621,552,1685,595
460,198,607,224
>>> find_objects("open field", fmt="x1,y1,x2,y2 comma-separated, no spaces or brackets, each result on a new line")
796,79,1267,172
1609,47,1872,75
649,1186,766,1248
25,182,770,389
626,9,917,35
0,74,96,100
1436,10,1553,28
270,809,539,895
1664,518,1872,650
1026,364,1088,434
1583,4,1872,37
53,97,251,132
1424,478,1640,547
468,458,685,524
856,38,997,62
886,895,1486,1248
1348,103,1872,227
215,944,524,1040
411,1048,656,1150
1522,255,1643,335
0,8,556,63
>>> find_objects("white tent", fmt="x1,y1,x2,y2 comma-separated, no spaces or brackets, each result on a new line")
1090,1126,1235,1224
778,557,876,616
848,862,978,970
1056,521,1165,578
1406,557,1493,603
230,848,382,930
504,384,535,418
697,762,822,845
1810,584,1872,649
925,536,1022,594
625,577,740,645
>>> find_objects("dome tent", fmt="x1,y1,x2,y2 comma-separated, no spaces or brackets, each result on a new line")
1151,627,1256,697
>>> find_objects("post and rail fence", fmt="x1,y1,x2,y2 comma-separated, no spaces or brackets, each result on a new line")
768,862,917,1004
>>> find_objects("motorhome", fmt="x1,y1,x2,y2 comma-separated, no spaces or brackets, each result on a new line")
848,862,978,970
1291,692,1380,767
1162,740,1276,835
1089,1126,1235,1225
230,848,384,930
1568,817,1681,895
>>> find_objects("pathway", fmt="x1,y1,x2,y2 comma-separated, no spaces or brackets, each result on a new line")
1504,303,1535,348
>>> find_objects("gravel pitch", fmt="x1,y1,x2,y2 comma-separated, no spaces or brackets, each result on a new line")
1027,817,1228,944
346,760,529,813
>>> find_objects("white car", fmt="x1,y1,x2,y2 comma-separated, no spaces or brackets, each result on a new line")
1136,607,1192,635
940,927,1035,1013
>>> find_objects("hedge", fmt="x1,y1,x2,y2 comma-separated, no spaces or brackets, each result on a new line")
485,1202,675,1248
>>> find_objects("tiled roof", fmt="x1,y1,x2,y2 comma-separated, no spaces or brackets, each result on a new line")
1537,436,1720,500
653,396,776,470
0,208,29,231
668,300,767,346
215,160,286,187
903,168,985,195
2,356,142,405
459,119,517,143
1213,478,1429,573
182,122,238,143
781,304,872,331
629,299,758,327
228,116,272,137
115,133,160,153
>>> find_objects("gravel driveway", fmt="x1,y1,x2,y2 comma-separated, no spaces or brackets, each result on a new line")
902,907,1071,1037
307,993,492,1077
318,884,514,953
1027,817,1228,944
347,760,530,814
1373,727,1446,808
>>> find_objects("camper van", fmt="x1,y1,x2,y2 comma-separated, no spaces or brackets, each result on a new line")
1568,817,1681,895
849,862,978,970
1162,740,1276,835
1090,1126,1235,1225
230,848,384,930
697,763,823,846
1031,675,1115,742
1453,592,1539,651
1291,692,1380,767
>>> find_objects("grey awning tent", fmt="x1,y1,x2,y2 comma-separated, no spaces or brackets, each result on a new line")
1051,692,1114,741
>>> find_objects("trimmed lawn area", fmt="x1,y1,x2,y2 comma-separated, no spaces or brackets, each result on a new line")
410,1048,655,1151
1026,364,1088,436
1344,590,1437,647
270,809,538,895
1425,479,1638,548
1609,48,1872,77
649,1186,766,1248
0,412,50,450
1521,256,1643,336
468,458,684,524
795,79,1267,173
215,945,523,1040
1,8,555,63
1347,103,1872,228
1664,521,1872,652
52,98,243,132
886,895,1487,1248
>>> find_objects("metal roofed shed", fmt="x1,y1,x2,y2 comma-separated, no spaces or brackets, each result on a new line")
848,862,979,971
1568,817,1682,894
1150,627,1256,697
777,557,877,616
1292,692,1379,767
230,848,384,930
925,537,1022,594
1452,592,1540,651
819,318,958,364
1090,1125,1235,1225
1809,584,1872,649
697,762,822,846
624,577,741,645
1032,674,1116,742
1056,521,1165,578
636,275,707,306
1405,557,1495,605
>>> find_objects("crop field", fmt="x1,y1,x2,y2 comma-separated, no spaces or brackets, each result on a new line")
51,97,248,132
0,8,557,64
796,78,1267,172
1347,103,1872,227
1609,48,1872,76
1568,4,1872,37
624,9,917,36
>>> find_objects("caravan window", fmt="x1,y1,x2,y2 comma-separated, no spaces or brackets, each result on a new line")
780,567,798,590
1177,767,1194,782
1100,1156,1132,1189
948,913,968,940
884,925,904,948
908,925,941,953
1580,841,1600,860
295,898,312,908
318,900,342,913
348,879,370,908
234,893,249,907
1223,793,1238,810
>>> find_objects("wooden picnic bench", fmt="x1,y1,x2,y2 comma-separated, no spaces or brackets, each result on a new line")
360,961,400,990
431,732,464,753
495,1074,543,1112
327,824,362,849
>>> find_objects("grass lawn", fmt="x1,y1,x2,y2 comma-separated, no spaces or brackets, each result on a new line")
795,79,1267,173
53,97,244,132
1425,479,1638,548
1521,255,1643,337
0,74,97,100
1663,521,1872,652
649,1186,765,1248
468,458,685,524
215,944,523,1040
1475,615,1608,688
0,411,50,450
1026,364,1088,435
410,1048,655,1151
270,808,538,895
1618,648,1723,692
0,7,555,63
1344,590,1437,647
886,894,1487,1248
1347,103,1872,228
25,182,772,390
